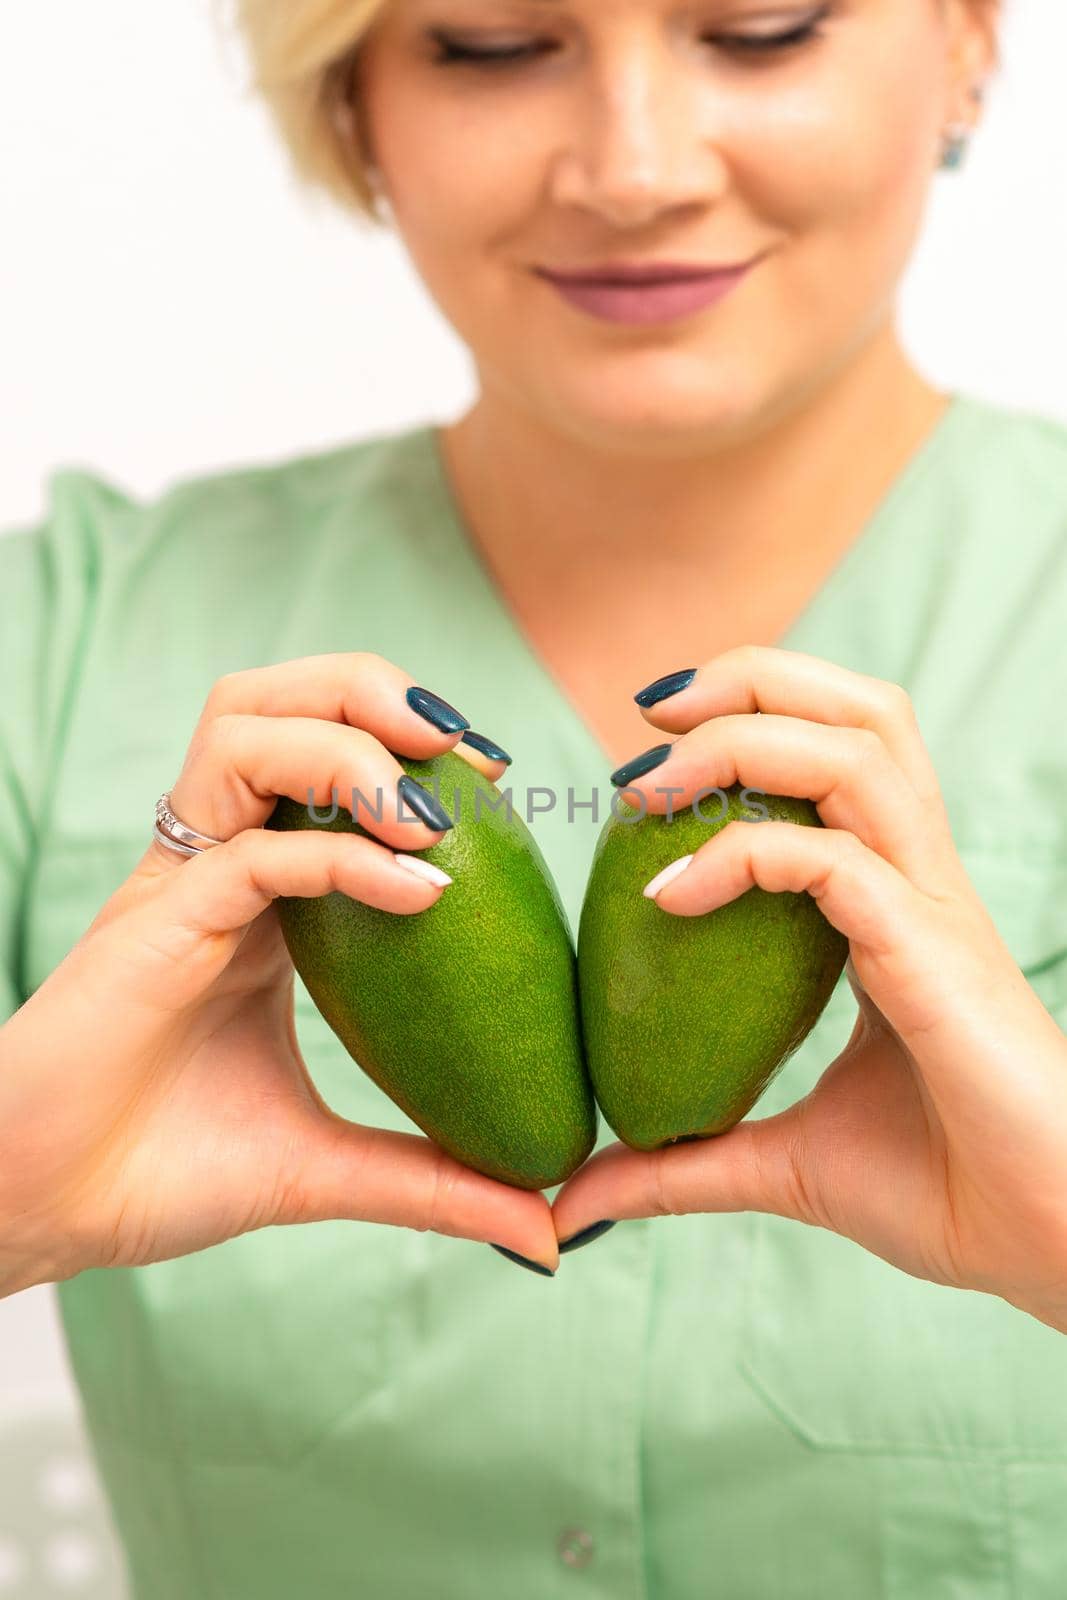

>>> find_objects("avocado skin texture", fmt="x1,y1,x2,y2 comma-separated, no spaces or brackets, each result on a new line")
578,783,849,1151
265,750,597,1190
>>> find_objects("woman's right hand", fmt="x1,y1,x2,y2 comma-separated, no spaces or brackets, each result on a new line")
0,653,559,1297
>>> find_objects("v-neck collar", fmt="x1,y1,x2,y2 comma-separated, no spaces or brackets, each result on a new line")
409,392,971,771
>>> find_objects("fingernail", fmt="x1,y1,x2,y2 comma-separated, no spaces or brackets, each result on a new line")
460,731,513,766
490,1244,556,1277
397,775,454,832
393,854,453,888
643,856,694,899
634,668,698,708
406,685,471,734
610,743,674,789
558,1219,616,1254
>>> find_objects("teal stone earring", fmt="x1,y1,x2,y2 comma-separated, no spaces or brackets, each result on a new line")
939,123,971,171
939,82,985,172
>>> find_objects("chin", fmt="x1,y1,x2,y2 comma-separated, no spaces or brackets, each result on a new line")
536,367,766,457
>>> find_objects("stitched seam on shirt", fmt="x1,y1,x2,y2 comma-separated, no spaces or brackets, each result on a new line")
14,517,102,1003
993,1452,1010,1600
634,1224,660,1600
132,1288,227,1600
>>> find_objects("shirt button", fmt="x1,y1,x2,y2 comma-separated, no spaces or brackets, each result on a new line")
557,1527,594,1569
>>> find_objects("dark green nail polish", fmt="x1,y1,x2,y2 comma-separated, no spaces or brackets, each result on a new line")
634,668,698,708
558,1219,616,1254
610,743,674,789
406,685,471,734
460,731,513,766
397,775,454,832
490,1244,556,1277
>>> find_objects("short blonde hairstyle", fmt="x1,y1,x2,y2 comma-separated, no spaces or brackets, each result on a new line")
235,0,1002,225
235,0,390,223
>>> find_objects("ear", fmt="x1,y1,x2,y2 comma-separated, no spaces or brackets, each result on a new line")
937,0,999,148
945,0,1001,97
323,51,391,221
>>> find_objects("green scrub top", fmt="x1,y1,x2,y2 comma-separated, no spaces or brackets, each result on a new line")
3,391,1067,1599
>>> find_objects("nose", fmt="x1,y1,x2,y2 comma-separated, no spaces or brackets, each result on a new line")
548,43,727,226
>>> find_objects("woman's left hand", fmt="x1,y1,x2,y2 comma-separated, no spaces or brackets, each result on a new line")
552,646,1067,1331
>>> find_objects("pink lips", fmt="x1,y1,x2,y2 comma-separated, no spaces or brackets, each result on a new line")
535,261,757,326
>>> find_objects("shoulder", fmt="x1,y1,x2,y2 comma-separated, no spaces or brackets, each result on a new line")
927,392,1067,619
935,391,1067,629
0,424,438,791
946,392,1067,517
0,421,438,678
0,423,437,583
145,422,439,536
916,395,1067,853
960,389,1067,457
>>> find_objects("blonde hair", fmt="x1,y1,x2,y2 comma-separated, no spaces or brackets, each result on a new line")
235,0,390,223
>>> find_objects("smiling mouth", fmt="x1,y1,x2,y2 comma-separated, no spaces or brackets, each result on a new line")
536,259,758,286
532,258,761,326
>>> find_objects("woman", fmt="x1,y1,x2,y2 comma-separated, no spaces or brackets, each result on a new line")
4,0,1067,1592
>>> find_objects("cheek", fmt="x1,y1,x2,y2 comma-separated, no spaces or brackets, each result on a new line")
388,131,557,370
740,68,937,231
378,92,538,277
733,54,941,334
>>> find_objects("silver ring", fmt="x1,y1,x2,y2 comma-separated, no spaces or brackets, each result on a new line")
153,792,225,858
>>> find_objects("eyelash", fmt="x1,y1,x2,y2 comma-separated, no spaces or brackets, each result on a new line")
429,8,830,68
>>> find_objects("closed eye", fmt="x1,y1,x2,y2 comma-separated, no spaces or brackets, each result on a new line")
428,8,832,69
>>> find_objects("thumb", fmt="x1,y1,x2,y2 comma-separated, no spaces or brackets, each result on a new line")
551,1107,817,1240
273,1111,561,1272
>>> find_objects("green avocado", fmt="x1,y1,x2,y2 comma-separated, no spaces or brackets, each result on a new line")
577,783,849,1151
266,750,597,1190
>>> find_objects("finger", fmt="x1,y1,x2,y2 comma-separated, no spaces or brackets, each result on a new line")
643,816,983,1048
167,710,459,856
204,652,472,759
166,653,484,853
452,730,514,781
645,816,1067,1142
648,815,924,947
632,645,946,811
551,1110,815,1238
617,713,950,893
280,1118,559,1272
111,825,455,1012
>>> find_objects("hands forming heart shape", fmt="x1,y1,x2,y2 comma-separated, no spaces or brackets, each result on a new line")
13,643,1060,1321
550,646,1067,1334
279,644,1067,1333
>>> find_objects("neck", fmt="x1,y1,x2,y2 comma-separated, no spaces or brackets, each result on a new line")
438,322,949,597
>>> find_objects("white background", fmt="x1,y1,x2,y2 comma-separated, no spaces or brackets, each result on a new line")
1,1,1065,1595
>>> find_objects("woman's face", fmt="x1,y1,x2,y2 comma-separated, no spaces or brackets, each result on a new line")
354,0,991,453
